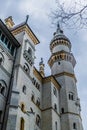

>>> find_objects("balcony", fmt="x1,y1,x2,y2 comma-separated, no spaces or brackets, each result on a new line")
23,50,34,66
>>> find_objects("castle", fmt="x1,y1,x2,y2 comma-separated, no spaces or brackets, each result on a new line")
0,16,83,130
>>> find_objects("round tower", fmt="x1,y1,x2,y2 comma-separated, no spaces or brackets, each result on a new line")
48,24,83,130
48,23,76,76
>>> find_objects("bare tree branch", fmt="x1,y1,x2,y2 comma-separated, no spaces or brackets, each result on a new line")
51,0,87,29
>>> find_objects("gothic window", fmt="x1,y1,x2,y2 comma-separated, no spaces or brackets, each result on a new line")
0,80,7,96
23,63,30,74
0,52,4,65
22,85,26,94
54,104,57,112
21,103,25,113
36,98,40,107
20,117,25,130
73,122,76,129
36,114,41,127
69,92,74,100
53,87,57,97
61,108,64,113
31,91,35,102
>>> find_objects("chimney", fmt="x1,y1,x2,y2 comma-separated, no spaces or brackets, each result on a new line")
4,16,15,28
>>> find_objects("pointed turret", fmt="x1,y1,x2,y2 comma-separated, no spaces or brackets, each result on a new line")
39,58,45,77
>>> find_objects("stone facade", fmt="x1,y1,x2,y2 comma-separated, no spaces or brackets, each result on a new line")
0,17,83,130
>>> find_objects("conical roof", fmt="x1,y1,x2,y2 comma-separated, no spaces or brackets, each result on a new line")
51,23,70,43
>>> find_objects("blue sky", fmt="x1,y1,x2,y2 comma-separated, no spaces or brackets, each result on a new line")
0,0,87,129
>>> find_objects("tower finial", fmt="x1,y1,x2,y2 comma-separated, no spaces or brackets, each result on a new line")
26,15,29,23
57,21,60,30
56,21,63,34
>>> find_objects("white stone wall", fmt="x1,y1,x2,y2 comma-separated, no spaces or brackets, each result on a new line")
51,60,74,75
52,45,70,53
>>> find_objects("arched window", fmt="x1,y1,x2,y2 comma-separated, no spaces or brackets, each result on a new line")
61,108,64,113
36,98,40,107
0,80,7,96
73,122,76,129
21,103,25,113
22,85,26,94
54,104,57,111
23,63,30,74
31,91,35,102
36,114,41,127
0,52,4,65
20,117,25,130
53,87,57,97
55,121,57,130
69,92,74,100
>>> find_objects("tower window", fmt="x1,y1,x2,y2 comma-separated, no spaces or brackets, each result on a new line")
20,117,25,130
22,85,26,94
21,103,25,112
53,87,57,97
61,108,64,113
36,98,40,107
73,122,76,129
0,111,2,121
55,121,57,130
58,61,60,65
36,114,41,127
54,104,57,112
31,91,35,102
69,92,74,100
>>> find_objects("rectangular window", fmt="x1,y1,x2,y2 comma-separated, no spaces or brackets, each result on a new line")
55,121,57,130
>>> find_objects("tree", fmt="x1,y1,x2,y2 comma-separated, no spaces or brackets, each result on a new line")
52,0,87,29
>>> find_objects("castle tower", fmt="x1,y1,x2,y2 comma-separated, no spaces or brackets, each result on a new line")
48,24,83,130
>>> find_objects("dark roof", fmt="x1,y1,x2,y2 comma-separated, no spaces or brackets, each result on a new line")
0,19,20,47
